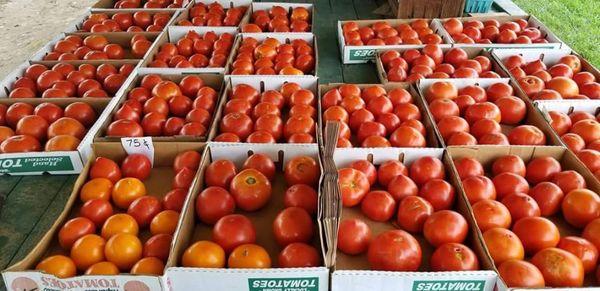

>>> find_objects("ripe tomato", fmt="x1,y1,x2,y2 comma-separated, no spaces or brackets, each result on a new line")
493,154,526,176
90,157,122,183
562,189,600,228
337,218,371,255
360,190,396,222
36,255,76,278
213,214,256,253
502,192,541,221
483,228,524,264
513,216,560,255
273,207,313,246
387,174,418,201
104,233,143,271
70,234,106,271
230,169,271,211
101,213,139,239
196,186,235,225
430,243,479,271
454,157,484,180
278,242,320,267
531,247,584,287
529,182,564,216
283,184,317,215
498,259,545,288
284,156,319,186
80,198,113,226
143,233,172,262
338,168,370,207
228,244,271,269
526,157,561,184
111,177,146,209
349,160,377,185
80,178,113,202
149,210,179,235
419,179,455,211
127,196,162,227
162,188,187,212
492,172,530,200
58,217,96,249
182,240,225,268
242,154,275,181
423,210,468,247
462,175,496,204
172,167,195,189
130,257,164,275
557,236,599,274
409,156,445,185
367,230,421,271
85,261,120,275
120,154,151,180
472,199,511,232
205,159,237,188
377,160,407,187
397,196,433,233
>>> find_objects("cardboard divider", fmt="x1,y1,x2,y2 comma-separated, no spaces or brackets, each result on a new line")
375,47,506,83
437,15,565,50
328,147,497,291
165,142,329,290
447,145,600,289
416,78,563,147
93,70,224,143
137,26,238,74
225,32,318,77
317,82,442,149
170,0,253,28
0,98,112,175
2,141,205,290
337,19,451,64
65,9,180,35
238,2,314,33
207,75,319,143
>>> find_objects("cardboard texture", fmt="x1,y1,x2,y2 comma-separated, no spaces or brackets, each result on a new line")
138,26,238,74
396,0,465,19
328,147,497,291
207,75,320,143
416,78,563,147
318,82,442,149
165,142,329,291
437,15,565,50
170,0,252,29
0,98,111,175
66,9,180,35
226,32,319,76
239,2,315,33
94,71,224,143
337,19,451,64
375,47,505,83
2,141,205,290
447,145,600,289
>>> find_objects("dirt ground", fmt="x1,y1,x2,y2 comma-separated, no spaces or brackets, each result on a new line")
0,0,96,78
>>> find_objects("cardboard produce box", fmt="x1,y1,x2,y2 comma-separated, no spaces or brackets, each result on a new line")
337,19,450,64
94,71,224,143
208,75,320,143
239,2,314,33
437,15,565,50
329,147,498,291
226,32,318,76
535,100,600,149
416,78,562,147
317,83,442,149
0,98,112,175
2,141,204,291
65,9,179,34
165,142,330,291
92,0,190,10
138,26,238,74
447,145,600,290
375,47,505,83
171,0,252,28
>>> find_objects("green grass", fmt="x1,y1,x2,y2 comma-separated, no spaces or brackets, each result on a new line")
512,0,600,67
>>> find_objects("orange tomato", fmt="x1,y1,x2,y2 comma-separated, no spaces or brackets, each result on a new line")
150,210,180,235
130,257,164,275
70,234,106,270
85,261,120,275
104,233,143,271
101,213,139,239
182,240,225,268
111,177,146,209
80,178,113,202
36,255,76,278
228,244,271,268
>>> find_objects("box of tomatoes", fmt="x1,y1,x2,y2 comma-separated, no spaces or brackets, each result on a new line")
2,141,204,290
138,26,239,74
238,2,314,34
171,0,252,29
91,0,190,10
0,98,112,175
327,147,498,291
416,78,562,147
337,18,451,64
164,142,330,290
66,9,180,34
447,145,600,289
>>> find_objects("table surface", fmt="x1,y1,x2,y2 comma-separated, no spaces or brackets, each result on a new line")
0,0,522,285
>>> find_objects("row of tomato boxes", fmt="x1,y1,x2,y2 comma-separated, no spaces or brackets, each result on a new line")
4,141,600,290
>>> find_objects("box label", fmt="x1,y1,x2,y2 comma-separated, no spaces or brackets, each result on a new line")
412,280,485,291
0,156,74,173
248,277,319,291
349,49,376,61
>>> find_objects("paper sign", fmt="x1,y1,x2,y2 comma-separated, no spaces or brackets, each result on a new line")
121,137,155,165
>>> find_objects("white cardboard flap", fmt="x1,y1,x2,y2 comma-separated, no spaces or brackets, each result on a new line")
535,100,600,115
240,32,314,44
194,0,252,6
251,2,313,10
167,26,238,41
417,78,511,93
207,142,319,168
332,147,444,168
2,271,162,291
227,75,318,93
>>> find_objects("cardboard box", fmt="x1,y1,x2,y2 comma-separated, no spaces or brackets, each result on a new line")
171,0,252,28
375,47,505,83
329,147,498,291
226,32,318,77
437,15,565,50
65,9,180,34
165,142,330,291
92,0,190,10
337,19,451,64
207,75,320,143
2,141,204,291
138,26,238,74
94,70,224,143
396,0,465,19
416,78,562,147
0,98,112,175
238,2,314,33
318,82,442,149
447,145,600,290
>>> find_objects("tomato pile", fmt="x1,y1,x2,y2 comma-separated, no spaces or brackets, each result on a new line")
501,54,600,100
322,84,427,148
43,34,153,61
455,153,600,287
35,150,200,278
0,102,97,153
147,31,234,69
80,12,172,33
380,46,500,82
110,0,186,9
181,153,321,269
424,80,547,146
242,5,311,33
177,2,247,27
106,75,218,138
336,157,481,272
229,37,315,75
342,19,443,46
9,63,133,98
548,110,600,177
214,82,317,143
443,18,548,45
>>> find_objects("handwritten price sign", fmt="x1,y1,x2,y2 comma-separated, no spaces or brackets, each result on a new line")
121,137,155,165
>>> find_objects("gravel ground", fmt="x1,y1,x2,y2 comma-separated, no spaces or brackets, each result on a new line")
0,0,96,78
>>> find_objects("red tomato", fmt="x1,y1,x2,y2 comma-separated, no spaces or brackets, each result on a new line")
58,217,96,249
90,157,122,183
552,170,586,194
120,154,152,180
127,196,162,227
557,236,599,274
531,248,584,287
278,242,320,268
419,179,455,210
273,207,314,246
483,228,524,264
377,160,407,187
526,157,561,184
498,259,545,288
454,157,484,180
367,230,421,271
143,234,172,262
360,190,396,222
230,169,272,211
562,189,600,228
284,156,319,186
212,214,256,253
205,159,237,188
196,186,235,225
397,196,433,233
430,243,479,271
513,216,560,255
409,156,445,185
350,160,377,185
79,199,113,227
493,154,526,176
162,188,187,212
423,210,468,247
283,184,318,215
472,199,511,232
492,172,530,200
337,218,371,255
172,167,195,189
462,175,496,204
529,182,564,217
338,168,370,207
501,192,541,221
